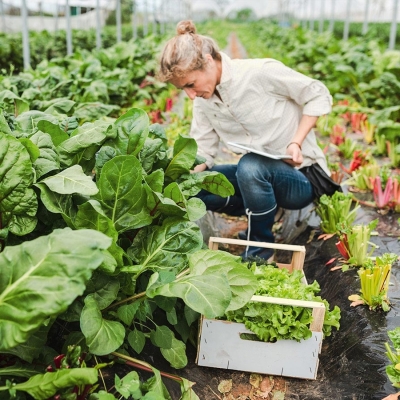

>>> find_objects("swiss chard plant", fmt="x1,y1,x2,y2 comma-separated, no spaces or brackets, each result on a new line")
349,253,397,311
385,327,400,389
0,106,259,399
316,191,359,234
335,219,378,269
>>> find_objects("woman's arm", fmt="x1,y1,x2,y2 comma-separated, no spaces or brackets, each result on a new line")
285,115,319,166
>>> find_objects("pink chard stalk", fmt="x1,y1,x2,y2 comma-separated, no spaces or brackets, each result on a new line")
372,176,393,209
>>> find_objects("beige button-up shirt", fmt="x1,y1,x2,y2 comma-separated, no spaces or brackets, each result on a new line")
190,52,333,174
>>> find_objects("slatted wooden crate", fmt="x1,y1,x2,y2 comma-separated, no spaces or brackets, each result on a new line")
196,237,326,380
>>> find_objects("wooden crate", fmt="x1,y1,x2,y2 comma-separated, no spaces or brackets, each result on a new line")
195,237,326,380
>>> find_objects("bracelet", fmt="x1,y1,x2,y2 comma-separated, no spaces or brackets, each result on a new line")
287,142,302,150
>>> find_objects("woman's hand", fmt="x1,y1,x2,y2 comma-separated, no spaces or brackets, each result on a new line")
284,142,303,166
191,163,207,173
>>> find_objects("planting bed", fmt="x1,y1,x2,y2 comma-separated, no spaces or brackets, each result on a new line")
129,204,400,400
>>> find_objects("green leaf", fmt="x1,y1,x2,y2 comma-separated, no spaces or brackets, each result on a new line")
150,325,174,349
11,368,98,399
115,371,142,399
0,132,38,236
111,107,149,156
37,120,69,146
57,120,113,169
95,155,152,232
29,131,60,179
188,249,257,311
19,138,40,163
0,228,111,350
128,329,146,354
80,296,125,356
165,135,197,180
117,302,141,326
128,217,203,271
160,338,187,369
39,165,98,195
180,378,200,400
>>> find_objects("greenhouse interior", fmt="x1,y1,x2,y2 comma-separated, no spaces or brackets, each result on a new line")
0,0,400,399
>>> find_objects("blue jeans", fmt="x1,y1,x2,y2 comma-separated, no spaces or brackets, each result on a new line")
197,153,314,218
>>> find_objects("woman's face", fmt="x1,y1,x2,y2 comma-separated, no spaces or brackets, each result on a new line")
170,54,221,100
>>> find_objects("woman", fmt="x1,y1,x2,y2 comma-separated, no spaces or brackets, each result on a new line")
157,20,333,260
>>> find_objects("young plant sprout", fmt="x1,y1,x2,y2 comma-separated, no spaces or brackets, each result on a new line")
349,253,398,311
316,191,359,234
336,219,378,269
385,327,400,389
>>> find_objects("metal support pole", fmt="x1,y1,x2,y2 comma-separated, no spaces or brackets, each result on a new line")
143,0,148,36
152,0,157,35
21,0,30,69
389,0,399,50
329,0,335,32
116,0,122,42
96,0,101,49
343,0,351,41
54,1,59,32
0,0,6,33
66,0,73,55
362,0,370,35
319,0,325,33
302,0,308,29
309,0,314,30
132,0,137,39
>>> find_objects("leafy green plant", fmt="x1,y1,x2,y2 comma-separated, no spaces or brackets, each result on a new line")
343,163,380,191
224,264,341,342
335,219,378,269
316,191,359,234
0,105,258,398
385,327,400,389
349,253,397,311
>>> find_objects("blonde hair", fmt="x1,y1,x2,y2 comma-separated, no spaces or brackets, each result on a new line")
157,20,221,82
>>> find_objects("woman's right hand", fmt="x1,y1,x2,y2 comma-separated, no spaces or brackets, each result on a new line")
191,163,207,173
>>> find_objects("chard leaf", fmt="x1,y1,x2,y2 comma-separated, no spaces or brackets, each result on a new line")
39,165,98,195
1,323,52,363
146,273,231,319
19,138,40,163
117,302,141,326
74,102,120,123
179,171,235,197
35,183,76,227
140,137,167,174
0,228,111,351
165,135,197,180
0,362,43,378
0,132,38,236
0,109,12,134
96,155,152,232
37,120,69,146
128,328,146,354
30,131,60,179
43,98,75,115
11,368,98,399
160,338,187,369
150,325,174,349
115,371,142,398
15,110,59,135
111,107,149,156
180,378,200,400
80,296,125,356
145,169,164,193
188,250,257,311
128,217,203,271
57,120,113,168
186,197,207,221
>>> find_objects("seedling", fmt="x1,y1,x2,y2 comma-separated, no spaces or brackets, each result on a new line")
338,137,362,160
360,119,376,144
349,253,397,311
372,176,393,209
316,191,359,234
335,219,378,268
384,327,400,389
344,163,380,191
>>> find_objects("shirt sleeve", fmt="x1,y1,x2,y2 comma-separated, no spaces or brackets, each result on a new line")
259,60,333,116
190,100,220,168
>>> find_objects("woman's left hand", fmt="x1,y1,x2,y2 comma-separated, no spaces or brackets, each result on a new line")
284,142,303,166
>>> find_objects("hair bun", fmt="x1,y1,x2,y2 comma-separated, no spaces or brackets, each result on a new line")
176,20,196,35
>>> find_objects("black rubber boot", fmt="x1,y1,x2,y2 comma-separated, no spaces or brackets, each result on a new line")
240,209,276,261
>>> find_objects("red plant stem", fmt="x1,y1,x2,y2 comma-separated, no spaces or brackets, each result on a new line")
123,360,183,383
